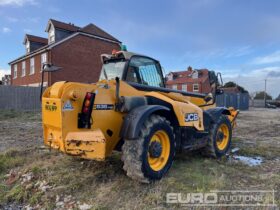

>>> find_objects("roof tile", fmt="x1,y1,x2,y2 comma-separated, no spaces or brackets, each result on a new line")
49,19,80,32
79,23,120,43
25,34,48,44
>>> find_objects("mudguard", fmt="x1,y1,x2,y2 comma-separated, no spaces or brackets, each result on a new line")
120,105,170,140
205,107,230,121
204,107,239,128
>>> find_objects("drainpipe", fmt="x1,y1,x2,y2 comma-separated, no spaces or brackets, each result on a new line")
48,50,51,86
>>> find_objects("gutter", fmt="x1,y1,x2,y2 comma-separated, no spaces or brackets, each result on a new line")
9,48,49,65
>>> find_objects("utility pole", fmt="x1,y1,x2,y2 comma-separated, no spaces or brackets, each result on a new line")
264,79,267,108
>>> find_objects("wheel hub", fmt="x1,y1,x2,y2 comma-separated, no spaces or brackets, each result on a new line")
218,131,224,141
216,123,230,151
149,141,162,158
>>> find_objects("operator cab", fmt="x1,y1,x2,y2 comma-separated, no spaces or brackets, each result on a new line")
100,51,165,88
100,50,223,104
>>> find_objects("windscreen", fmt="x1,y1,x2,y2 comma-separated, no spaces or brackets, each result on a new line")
99,61,126,81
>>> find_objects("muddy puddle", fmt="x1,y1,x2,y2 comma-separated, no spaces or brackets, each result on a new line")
228,147,264,166
231,155,263,166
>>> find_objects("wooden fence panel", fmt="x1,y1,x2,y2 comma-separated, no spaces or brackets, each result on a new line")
0,86,250,111
0,86,41,111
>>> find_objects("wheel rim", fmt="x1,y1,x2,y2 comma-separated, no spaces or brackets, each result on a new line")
216,123,230,150
148,130,170,171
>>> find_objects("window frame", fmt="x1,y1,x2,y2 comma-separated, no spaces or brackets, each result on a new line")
49,35,55,43
193,83,199,92
21,61,26,77
123,55,166,88
26,41,30,53
30,57,35,75
172,84,177,90
49,25,55,43
13,64,17,79
182,84,187,91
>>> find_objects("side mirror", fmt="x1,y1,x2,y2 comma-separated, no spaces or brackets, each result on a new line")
216,72,223,86
216,89,224,95
42,63,62,72
204,93,213,103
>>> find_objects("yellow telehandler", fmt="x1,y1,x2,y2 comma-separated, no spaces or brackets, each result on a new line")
42,50,238,183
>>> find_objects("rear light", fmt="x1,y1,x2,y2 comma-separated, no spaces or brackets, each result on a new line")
86,92,92,100
83,107,89,113
78,92,95,129
84,100,91,109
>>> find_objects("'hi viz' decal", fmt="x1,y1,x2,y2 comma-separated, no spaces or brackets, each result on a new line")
185,113,199,122
63,100,74,111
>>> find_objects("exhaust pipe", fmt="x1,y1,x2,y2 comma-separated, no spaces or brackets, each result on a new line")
115,77,120,102
115,77,121,110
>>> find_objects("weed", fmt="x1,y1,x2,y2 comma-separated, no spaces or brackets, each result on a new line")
5,184,27,203
0,150,25,175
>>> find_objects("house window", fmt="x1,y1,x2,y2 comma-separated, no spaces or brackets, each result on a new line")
41,53,47,71
26,41,30,53
49,25,55,43
167,73,173,81
13,64,17,78
193,84,199,92
182,84,187,91
30,57,35,75
172,84,177,90
22,61,26,77
192,71,198,79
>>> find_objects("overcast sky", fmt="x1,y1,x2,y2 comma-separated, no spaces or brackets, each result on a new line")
1,0,280,97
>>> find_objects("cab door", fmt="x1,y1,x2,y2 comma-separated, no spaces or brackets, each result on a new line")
124,56,165,88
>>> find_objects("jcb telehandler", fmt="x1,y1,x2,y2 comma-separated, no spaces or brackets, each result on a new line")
42,50,238,183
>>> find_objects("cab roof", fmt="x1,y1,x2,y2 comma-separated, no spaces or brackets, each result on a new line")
101,51,158,63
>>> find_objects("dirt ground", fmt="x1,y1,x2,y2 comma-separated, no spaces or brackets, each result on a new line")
0,108,279,209
0,111,42,152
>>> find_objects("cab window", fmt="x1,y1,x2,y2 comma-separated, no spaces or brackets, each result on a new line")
126,56,164,87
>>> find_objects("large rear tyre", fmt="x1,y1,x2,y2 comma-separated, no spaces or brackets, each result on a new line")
121,115,175,183
202,115,232,158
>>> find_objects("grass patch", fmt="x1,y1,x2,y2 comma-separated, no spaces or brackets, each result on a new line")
0,150,26,175
238,144,279,159
5,184,27,203
166,153,226,192
0,110,41,121
0,147,279,209
0,110,19,120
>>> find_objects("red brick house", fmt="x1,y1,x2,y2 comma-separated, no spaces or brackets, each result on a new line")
9,19,121,87
166,67,212,93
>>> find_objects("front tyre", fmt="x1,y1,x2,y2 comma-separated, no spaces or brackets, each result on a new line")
202,115,232,158
121,115,175,183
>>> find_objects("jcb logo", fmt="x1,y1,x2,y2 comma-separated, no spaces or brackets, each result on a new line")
185,113,199,122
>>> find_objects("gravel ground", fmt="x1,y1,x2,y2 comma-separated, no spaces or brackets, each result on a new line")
233,108,280,153
0,111,42,152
